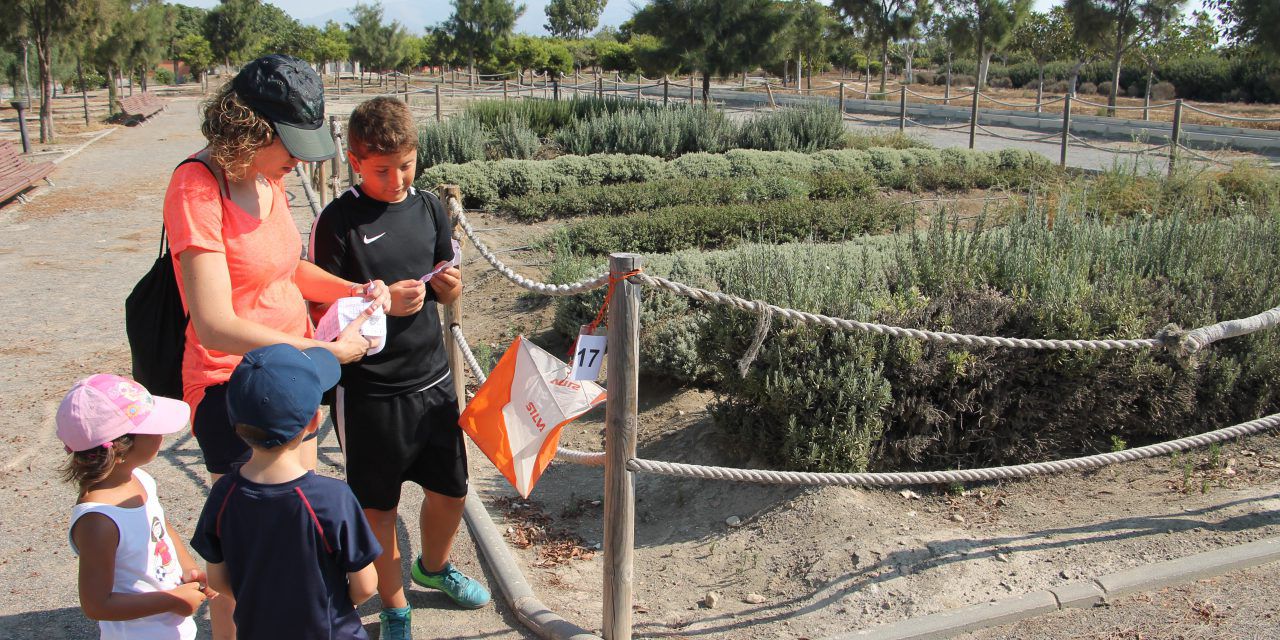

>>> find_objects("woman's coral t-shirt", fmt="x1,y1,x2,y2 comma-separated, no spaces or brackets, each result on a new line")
162,159,313,411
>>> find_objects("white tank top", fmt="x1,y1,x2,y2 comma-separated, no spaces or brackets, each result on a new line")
68,469,196,640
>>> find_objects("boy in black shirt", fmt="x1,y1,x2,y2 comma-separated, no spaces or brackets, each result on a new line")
191,343,381,640
309,97,489,640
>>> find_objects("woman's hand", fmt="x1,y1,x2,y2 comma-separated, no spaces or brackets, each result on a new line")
167,582,214,616
388,279,427,317
328,304,379,364
350,279,391,313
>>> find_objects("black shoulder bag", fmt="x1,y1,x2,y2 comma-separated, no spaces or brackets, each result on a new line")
125,158,221,398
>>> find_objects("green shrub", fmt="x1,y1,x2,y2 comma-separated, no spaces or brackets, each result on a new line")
488,119,540,160
463,96,663,137
418,148,1055,208
553,107,737,157
737,106,845,153
495,176,810,221
418,117,488,170
843,131,932,150
551,181,1280,473
550,198,909,255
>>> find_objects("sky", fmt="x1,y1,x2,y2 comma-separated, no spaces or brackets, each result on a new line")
180,0,1216,38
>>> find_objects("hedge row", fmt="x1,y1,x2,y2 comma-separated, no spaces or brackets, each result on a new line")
463,96,664,137
549,198,910,255
496,175,823,221
418,147,1054,209
948,55,1280,104
550,191,1280,472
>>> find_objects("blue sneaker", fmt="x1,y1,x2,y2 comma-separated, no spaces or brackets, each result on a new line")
410,558,491,609
379,606,411,640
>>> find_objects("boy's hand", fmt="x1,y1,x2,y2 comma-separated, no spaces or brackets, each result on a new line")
428,265,462,306
181,568,207,588
168,581,215,616
356,279,391,313
388,279,427,316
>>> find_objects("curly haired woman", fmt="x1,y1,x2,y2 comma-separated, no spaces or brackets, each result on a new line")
161,55,390,638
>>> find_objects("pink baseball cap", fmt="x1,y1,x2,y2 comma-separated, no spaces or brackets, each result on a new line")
56,374,191,453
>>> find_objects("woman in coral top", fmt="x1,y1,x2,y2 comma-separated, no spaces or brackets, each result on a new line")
162,53,389,640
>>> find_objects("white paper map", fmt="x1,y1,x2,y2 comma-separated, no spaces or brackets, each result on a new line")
314,297,388,355
421,239,462,282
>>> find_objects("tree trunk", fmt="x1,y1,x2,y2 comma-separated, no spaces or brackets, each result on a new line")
904,43,914,84
1108,32,1123,116
140,67,148,93
945,53,952,101
879,40,889,93
864,57,870,94
1068,59,1084,95
1143,68,1153,121
977,47,992,91
78,57,89,126
796,55,802,92
36,34,53,143
107,66,118,116
1036,65,1044,113
701,72,710,107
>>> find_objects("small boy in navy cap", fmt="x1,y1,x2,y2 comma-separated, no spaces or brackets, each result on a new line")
190,344,381,640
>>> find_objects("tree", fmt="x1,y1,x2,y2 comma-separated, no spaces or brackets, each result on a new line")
897,0,933,84
252,4,312,60
175,32,214,89
445,0,525,80
313,20,351,76
1065,0,1184,114
834,0,931,92
950,0,1030,90
632,0,792,105
1009,10,1072,103
784,0,839,89
629,33,681,77
347,2,414,74
2,0,107,142
545,0,606,40
1212,0,1280,58
202,0,262,67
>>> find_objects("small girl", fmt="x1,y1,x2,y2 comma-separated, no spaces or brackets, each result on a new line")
59,374,217,639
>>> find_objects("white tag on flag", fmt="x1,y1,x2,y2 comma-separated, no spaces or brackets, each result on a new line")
569,327,607,381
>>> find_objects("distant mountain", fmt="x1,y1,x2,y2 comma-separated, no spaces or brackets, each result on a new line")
300,0,635,36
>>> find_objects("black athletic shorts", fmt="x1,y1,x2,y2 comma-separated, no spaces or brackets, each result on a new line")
192,382,321,475
332,376,468,511
192,383,250,475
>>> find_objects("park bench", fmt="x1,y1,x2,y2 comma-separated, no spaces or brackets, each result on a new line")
0,140,56,206
119,92,166,124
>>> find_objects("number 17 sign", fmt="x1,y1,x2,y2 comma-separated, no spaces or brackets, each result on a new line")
570,326,607,381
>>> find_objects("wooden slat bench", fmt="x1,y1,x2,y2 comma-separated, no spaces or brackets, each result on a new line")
0,141,56,206
119,91,166,124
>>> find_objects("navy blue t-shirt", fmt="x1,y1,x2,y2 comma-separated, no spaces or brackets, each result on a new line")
191,470,381,640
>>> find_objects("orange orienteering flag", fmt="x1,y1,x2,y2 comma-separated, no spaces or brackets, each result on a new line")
459,336,606,497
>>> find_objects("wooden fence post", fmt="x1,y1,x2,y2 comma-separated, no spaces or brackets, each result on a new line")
899,87,907,132
603,252,642,640
1060,93,1072,168
503,79,508,101
435,88,442,123
663,75,669,106
1168,99,1183,177
689,75,695,104
839,82,845,116
329,115,341,195
439,185,469,412
968,87,980,149
764,81,776,109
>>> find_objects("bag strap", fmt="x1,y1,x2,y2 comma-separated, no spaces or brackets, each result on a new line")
159,156,225,260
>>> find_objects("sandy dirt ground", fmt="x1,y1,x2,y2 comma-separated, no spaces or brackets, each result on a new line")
1,92,1278,640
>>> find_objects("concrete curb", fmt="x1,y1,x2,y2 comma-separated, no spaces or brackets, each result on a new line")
828,536,1280,640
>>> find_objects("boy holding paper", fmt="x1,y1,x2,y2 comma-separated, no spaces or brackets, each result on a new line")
309,97,486,640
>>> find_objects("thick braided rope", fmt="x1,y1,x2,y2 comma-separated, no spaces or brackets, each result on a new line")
978,94,1067,109
1070,97,1177,111
633,273,1161,351
447,200,609,296
905,118,973,132
627,413,1280,485
1173,143,1238,167
1067,134,1172,157
1180,103,1280,123
448,324,608,466
974,124,1065,143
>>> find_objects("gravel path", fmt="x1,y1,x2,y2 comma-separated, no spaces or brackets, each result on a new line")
0,98,531,639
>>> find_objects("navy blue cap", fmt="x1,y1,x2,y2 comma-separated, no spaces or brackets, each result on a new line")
226,344,340,448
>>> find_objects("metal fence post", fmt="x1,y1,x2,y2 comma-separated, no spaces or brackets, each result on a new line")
968,87,980,149
603,253,641,640
899,87,907,132
1060,93,1072,168
1168,99,1183,177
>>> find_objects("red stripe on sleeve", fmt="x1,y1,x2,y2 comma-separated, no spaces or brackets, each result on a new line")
294,487,334,554
215,482,238,538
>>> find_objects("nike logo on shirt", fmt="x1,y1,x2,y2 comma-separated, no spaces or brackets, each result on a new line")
362,232,386,244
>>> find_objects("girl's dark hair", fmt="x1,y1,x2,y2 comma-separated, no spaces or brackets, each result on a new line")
62,435,135,489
